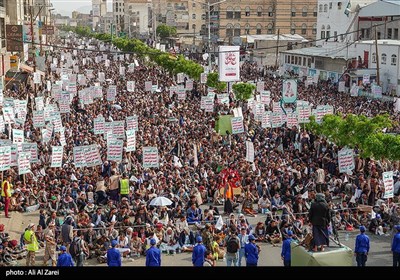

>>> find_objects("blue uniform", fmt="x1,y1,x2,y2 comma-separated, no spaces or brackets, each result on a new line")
146,246,161,267
354,233,369,267
244,242,258,266
281,237,292,267
57,252,75,267
392,232,400,267
192,243,206,266
107,247,121,267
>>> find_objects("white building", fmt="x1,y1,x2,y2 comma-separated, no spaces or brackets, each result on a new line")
100,12,114,34
92,0,107,31
316,0,375,45
125,0,150,37
354,40,400,95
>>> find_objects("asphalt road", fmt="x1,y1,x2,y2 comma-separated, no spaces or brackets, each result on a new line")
3,207,395,266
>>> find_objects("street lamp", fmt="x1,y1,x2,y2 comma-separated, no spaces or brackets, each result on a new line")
190,0,226,70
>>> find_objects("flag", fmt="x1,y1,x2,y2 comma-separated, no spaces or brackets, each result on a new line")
344,2,351,16
215,215,224,230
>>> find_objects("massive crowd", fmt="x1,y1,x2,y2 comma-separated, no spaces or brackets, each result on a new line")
0,32,400,267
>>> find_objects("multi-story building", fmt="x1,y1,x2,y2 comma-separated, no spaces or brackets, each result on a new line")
217,0,318,45
124,0,150,37
100,12,114,34
92,0,107,31
316,0,376,45
113,0,125,34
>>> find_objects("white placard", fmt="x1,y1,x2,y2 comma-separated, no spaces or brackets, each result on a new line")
246,141,254,163
126,129,136,152
142,147,159,168
231,116,244,134
338,148,355,174
50,146,63,168
18,152,30,175
383,171,394,199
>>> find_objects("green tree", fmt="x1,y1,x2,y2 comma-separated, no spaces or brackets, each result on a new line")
206,72,226,93
232,82,256,101
156,24,177,40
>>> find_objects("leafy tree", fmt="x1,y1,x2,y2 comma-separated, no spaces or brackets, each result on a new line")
232,82,256,101
206,72,226,93
156,24,177,40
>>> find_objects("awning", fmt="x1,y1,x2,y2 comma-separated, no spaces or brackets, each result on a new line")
19,63,45,76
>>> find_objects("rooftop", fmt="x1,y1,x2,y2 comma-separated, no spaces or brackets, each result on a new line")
281,45,352,59
242,34,309,44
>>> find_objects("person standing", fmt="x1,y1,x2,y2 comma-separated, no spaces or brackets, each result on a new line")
146,238,161,267
107,240,121,267
281,230,293,267
119,173,130,201
1,175,13,218
57,246,75,267
237,227,249,267
23,223,39,266
391,224,400,267
308,193,330,252
354,225,370,266
43,222,57,266
225,229,240,267
192,236,206,266
244,235,259,267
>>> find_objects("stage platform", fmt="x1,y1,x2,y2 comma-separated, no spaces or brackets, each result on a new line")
291,241,353,266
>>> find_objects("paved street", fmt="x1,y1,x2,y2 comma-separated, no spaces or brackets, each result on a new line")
3,208,394,266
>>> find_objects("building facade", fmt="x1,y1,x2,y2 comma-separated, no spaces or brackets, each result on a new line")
217,0,318,45
124,0,151,37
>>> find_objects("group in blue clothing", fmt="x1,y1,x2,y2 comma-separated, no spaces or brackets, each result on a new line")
354,226,370,266
192,236,206,266
281,230,293,267
107,240,122,267
57,246,74,267
244,235,259,266
146,238,161,267
392,225,400,267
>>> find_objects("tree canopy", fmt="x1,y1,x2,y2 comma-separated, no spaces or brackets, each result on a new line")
232,82,255,101
306,113,400,160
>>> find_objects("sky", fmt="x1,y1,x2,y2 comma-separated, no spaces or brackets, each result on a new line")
50,0,112,17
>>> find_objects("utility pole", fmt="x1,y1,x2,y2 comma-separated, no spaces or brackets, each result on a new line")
207,1,211,69
375,25,380,85
275,28,280,68
29,4,37,95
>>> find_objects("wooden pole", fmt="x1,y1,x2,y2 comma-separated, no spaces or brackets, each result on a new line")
275,29,280,68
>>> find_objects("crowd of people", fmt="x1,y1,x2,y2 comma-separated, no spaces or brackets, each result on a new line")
0,31,400,267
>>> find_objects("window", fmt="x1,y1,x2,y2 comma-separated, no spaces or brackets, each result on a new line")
192,3,195,7
394,28,399,39
226,6,233,19
381,53,387,64
319,4,323,12
192,14,196,19
192,24,196,30
226,23,233,37
267,23,273,34
268,6,274,17
234,7,241,19
256,23,262,34
295,56,298,65
338,2,342,9
312,23,317,34
388,28,392,39
334,31,338,40
201,14,206,20
313,7,317,16
326,25,331,38
245,6,250,16
291,23,296,35
329,2,332,9
324,4,328,12
302,7,308,17
234,23,241,36
291,7,296,17
392,55,397,66
302,23,307,35
245,24,250,34
372,53,376,63
321,31,326,39
257,6,262,17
